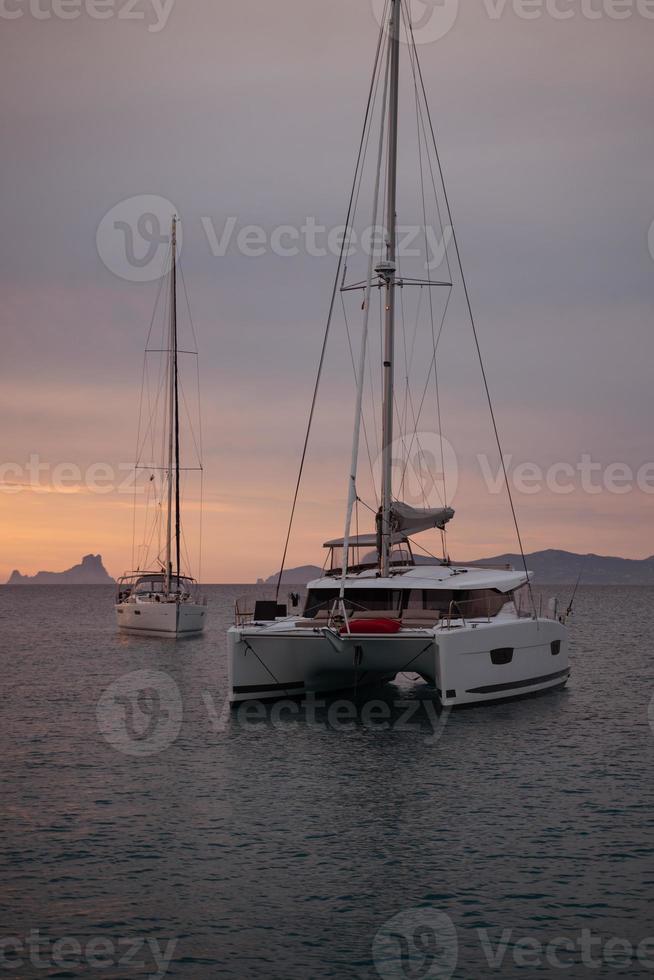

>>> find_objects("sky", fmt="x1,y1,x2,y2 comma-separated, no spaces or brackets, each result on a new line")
1,0,653,583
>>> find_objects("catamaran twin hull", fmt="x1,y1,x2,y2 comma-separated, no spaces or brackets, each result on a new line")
116,601,207,637
227,616,569,708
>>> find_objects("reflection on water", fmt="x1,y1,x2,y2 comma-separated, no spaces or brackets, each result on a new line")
0,584,653,978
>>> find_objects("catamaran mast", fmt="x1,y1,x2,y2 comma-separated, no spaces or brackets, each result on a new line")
379,0,400,578
164,216,179,593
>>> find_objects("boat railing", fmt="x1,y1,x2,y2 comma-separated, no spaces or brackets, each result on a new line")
234,588,306,627
513,590,561,621
445,599,468,629
441,594,516,629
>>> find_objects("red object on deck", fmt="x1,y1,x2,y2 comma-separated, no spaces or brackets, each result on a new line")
340,618,402,635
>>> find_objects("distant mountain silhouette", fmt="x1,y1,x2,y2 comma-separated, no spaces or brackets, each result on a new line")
472,549,654,585
263,565,323,586
264,550,654,586
7,554,115,585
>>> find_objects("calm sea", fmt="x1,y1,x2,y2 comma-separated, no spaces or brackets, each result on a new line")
1,584,653,979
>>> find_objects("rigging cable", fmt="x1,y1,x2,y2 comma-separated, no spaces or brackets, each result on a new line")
341,292,380,505
406,12,537,617
131,259,168,571
274,5,389,601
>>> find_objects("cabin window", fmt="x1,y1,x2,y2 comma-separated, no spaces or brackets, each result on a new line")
303,589,403,618
405,589,508,618
462,590,508,618
512,585,530,617
304,589,339,617
404,590,455,613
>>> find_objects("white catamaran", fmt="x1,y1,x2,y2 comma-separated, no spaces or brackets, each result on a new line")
116,216,207,637
228,0,570,704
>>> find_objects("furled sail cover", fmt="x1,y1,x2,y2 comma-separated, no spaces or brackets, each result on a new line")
390,503,455,535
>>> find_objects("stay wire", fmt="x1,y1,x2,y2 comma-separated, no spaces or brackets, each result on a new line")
275,9,389,601
407,15,536,616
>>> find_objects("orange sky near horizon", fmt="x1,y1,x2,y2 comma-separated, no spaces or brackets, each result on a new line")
2,3,653,581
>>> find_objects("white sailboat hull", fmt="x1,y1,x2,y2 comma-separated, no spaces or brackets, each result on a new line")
227,617,569,707
116,601,207,637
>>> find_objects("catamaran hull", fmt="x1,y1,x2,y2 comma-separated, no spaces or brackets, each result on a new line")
116,602,207,637
227,618,569,707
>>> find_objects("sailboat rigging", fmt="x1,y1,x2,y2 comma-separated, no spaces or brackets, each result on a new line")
228,0,570,705
116,216,207,637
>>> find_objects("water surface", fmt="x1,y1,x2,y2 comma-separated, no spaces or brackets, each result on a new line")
1,585,653,978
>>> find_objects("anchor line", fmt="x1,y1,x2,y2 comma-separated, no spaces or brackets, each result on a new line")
241,639,298,700
395,641,435,676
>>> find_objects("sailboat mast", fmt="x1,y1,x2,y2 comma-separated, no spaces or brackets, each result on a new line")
164,217,177,593
172,217,181,587
380,0,401,578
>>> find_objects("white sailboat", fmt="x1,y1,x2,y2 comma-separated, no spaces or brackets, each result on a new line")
228,1,570,704
116,216,207,637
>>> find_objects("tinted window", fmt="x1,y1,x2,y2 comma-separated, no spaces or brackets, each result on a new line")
406,589,508,617
304,589,339,616
303,589,403,617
